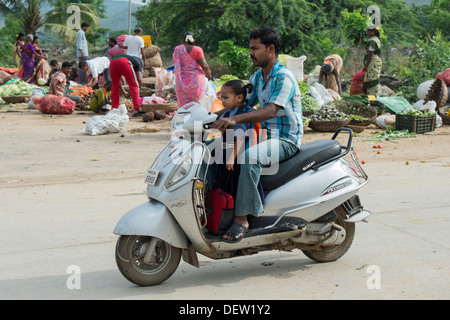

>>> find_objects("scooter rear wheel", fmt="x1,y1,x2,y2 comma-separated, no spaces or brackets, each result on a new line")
302,206,355,262
115,235,182,286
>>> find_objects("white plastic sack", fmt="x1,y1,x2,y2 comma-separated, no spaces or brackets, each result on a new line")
204,79,216,97
375,113,396,129
85,104,129,136
198,95,215,112
306,65,322,86
417,80,434,100
308,83,334,107
286,55,306,82
308,86,324,106
421,100,437,112
28,88,46,109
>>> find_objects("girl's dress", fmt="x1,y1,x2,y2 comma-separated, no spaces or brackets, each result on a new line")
217,104,264,204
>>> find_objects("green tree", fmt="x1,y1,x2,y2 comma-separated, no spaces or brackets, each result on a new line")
135,0,322,55
0,0,99,43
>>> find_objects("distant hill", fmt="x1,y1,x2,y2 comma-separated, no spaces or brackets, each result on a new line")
0,0,144,31
405,0,431,5
101,0,143,32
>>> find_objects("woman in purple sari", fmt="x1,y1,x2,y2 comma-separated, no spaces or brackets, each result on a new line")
18,34,44,84
173,32,212,108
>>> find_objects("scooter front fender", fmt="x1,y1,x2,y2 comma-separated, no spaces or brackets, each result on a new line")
113,200,188,249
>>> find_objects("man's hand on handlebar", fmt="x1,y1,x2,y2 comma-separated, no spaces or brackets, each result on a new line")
211,117,236,132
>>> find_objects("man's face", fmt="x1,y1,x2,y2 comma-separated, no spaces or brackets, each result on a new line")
62,66,72,76
82,26,89,32
249,38,271,68
108,40,114,47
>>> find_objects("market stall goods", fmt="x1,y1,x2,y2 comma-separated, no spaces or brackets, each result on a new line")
33,95,76,114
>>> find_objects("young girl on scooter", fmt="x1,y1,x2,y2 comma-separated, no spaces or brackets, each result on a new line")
216,80,264,206
219,80,257,171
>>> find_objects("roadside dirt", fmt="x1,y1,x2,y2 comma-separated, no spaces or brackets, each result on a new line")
1,103,449,190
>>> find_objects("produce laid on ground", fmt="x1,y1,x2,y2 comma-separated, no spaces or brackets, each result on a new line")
309,106,348,122
399,108,436,117
70,85,94,97
33,94,76,114
0,78,37,97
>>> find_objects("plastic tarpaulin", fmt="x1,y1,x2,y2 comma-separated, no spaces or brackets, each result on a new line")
376,96,411,114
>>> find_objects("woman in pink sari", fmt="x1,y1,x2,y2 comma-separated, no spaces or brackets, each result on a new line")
173,32,212,108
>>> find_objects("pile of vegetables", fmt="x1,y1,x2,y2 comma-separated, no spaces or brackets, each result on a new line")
400,108,436,117
0,78,38,97
302,94,320,112
213,74,239,87
70,85,94,97
297,81,310,96
309,106,348,122
368,126,417,141
349,114,371,122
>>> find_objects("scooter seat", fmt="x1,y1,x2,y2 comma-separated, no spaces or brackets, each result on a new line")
260,139,341,191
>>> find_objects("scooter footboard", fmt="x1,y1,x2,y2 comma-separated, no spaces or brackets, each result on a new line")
113,200,188,249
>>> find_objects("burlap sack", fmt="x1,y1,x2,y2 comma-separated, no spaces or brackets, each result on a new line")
143,45,160,59
144,53,163,69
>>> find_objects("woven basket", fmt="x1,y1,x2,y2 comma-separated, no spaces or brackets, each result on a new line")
330,101,377,126
308,119,350,132
346,124,365,133
438,105,450,125
425,78,448,109
1,95,30,103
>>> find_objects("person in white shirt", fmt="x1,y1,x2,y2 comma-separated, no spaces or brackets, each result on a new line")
78,57,111,89
122,27,146,68
76,22,90,84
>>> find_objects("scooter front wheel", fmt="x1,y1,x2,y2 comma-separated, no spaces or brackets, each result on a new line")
115,235,182,286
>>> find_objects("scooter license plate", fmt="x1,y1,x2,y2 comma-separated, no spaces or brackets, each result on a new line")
145,168,160,186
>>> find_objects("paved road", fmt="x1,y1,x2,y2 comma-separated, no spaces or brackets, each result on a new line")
0,113,449,300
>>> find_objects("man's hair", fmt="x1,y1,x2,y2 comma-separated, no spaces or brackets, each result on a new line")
81,22,90,28
78,60,87,69
50,60,58,67
108,37,117,45
249,28,281,55
62,62,72,69
134,27,142,34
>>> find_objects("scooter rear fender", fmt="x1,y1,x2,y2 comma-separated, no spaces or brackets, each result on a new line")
113,200,188,249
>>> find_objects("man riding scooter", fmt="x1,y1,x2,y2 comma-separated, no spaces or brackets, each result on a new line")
212,28,303,243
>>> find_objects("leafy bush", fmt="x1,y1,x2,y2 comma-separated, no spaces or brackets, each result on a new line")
394,32,450,102
217,40,254,79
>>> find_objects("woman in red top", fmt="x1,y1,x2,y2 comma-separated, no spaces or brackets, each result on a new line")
173,31,212,108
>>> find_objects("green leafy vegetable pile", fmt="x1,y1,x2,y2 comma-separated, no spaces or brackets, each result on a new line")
0,78,38,97
400,108,436,117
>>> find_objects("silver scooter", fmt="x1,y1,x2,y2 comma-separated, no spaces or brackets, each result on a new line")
114,102,371,286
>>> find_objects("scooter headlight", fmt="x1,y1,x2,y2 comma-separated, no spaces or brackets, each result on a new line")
164,154,192,189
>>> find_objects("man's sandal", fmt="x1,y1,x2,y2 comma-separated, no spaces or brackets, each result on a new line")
222,221,248,243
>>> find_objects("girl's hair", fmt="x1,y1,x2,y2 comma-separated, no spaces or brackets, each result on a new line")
222,80,254,101
16,32,25,40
